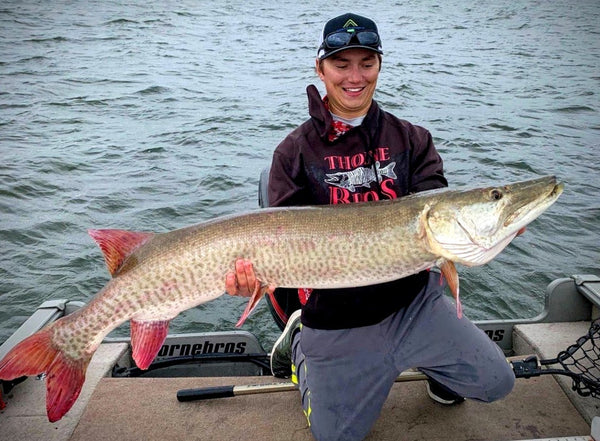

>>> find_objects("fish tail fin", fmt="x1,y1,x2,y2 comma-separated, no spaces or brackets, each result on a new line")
46,351,89,422
378,161,397,179
0,326,91,422
0,328,58,379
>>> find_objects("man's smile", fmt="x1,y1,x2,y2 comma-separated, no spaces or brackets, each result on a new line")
343,86,365,96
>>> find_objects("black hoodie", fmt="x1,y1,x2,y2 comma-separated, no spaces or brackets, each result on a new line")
268,85,448,329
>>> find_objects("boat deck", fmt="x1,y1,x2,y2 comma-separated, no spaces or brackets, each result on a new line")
72,374,587,441
1,322,599,441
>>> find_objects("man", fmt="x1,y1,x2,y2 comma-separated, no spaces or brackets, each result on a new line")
226,13,514,441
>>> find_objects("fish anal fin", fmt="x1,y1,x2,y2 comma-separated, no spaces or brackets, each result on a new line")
88,229,154,276
130,319,170,370
439,260,463,319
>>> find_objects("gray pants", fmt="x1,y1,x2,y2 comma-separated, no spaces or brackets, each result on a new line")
291,271,515,441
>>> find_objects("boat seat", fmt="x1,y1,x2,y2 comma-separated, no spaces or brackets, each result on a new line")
575,274,600,315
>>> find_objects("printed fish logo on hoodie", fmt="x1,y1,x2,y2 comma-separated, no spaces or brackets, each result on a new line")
325,161,397,192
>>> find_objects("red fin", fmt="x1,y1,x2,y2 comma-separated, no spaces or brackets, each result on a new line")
88,229,154,276
0,390,5,410
235,283,268,328
0,328,57,379
454,288,463,319
439,260,463,319
0,327,91,422
46,351,89,422
130,319,170,370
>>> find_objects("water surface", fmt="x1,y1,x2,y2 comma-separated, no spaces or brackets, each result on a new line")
0,0,598,346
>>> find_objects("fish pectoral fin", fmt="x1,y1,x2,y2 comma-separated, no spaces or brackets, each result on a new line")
439,260,463,319
235,282,271,328
130,319,170,370
88,229,154,276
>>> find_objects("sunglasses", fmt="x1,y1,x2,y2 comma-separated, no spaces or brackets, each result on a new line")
322,27,380,50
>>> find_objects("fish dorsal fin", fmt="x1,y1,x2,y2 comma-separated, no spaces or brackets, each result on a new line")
88,229,154,276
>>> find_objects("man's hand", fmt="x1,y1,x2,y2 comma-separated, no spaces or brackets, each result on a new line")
226,259,276,327
225,258,261,298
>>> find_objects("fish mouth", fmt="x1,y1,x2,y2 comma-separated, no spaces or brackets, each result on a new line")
503,181,564,227
427,177,563,266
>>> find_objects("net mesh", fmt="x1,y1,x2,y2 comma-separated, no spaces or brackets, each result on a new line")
556,317,600,398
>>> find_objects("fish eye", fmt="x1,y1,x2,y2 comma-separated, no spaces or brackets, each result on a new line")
490,189,503,201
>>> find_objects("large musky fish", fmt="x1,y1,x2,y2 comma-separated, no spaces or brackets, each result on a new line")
0,175,562,421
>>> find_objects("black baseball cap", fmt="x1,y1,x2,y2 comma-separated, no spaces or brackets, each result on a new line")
317,13,383,60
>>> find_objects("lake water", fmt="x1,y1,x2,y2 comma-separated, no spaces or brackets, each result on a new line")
1,0,599,347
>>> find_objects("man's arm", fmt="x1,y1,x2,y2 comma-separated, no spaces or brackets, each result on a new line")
408,126,448,193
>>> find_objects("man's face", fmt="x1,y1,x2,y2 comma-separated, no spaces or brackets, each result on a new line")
316,48,380,119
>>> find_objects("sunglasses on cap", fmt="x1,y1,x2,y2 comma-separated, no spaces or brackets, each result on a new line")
321,27,380,50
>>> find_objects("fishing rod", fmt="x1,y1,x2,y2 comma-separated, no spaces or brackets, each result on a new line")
176,318,600,402
177,369,428,401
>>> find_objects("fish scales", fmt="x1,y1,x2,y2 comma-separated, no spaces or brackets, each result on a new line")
168,201,431,290
40,202,430,358
0,175,563,422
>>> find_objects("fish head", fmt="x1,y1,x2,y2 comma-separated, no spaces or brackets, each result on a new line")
423,175,563,266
